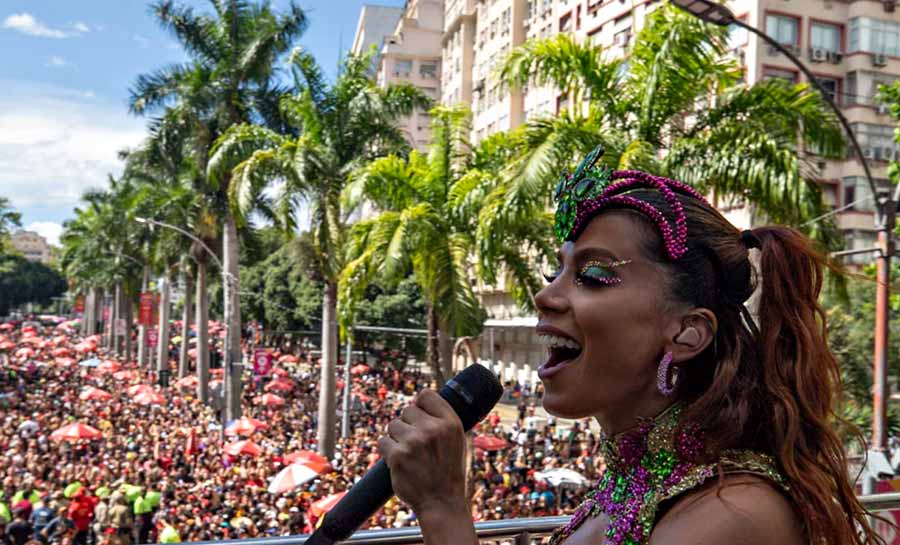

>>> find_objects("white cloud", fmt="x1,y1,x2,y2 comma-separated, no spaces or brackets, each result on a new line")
2,13,91,38
0,80,146,227
45,56,68,67
133,34,150,48
25,221,63,246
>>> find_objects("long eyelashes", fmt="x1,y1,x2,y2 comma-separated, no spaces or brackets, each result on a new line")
543,259,632,287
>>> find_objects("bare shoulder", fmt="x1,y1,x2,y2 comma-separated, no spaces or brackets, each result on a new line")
649,474,804,545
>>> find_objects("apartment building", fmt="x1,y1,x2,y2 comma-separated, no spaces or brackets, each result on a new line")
351,4,405,72
374,0,444,150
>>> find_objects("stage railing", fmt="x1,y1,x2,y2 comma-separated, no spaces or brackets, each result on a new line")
191,493,900,545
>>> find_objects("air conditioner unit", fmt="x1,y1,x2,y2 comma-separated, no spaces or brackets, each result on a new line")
828,51,843,63
885,0,897,12
873,53,888,67
874,147,884,160
863,147,876,159
883,147,896,161
810,47,827,62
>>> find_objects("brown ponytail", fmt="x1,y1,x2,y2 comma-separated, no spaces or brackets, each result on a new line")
619,190,886,545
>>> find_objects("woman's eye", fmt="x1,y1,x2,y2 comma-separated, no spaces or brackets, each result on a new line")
577,263,622,287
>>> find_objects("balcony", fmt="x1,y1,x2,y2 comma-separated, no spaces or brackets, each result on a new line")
211,494,900,545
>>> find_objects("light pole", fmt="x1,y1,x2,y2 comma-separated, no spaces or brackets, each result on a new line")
671,0,895,451
135,217,243,422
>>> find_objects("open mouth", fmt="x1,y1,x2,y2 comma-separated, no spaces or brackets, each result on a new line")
545,345,582,368
537,333,583,377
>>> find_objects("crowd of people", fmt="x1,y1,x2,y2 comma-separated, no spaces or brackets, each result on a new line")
0,316,601,545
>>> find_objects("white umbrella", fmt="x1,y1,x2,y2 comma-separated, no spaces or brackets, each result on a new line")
267,461,329,494
535,468,588,487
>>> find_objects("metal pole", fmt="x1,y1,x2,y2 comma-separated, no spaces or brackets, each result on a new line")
874,201,895,451
342,332,352,439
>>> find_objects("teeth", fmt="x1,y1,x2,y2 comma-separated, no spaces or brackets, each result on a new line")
537,334,582,351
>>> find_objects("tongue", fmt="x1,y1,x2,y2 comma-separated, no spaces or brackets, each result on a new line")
547,347,580,367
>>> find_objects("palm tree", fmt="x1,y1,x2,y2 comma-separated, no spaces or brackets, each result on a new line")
340,105,490,384
209,47,430,457
496,5,845,248
130,0,308,421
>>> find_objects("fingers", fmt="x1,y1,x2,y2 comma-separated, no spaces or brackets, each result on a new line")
414,390,463,431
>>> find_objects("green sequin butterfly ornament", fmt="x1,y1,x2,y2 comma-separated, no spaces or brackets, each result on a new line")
553,145,614,242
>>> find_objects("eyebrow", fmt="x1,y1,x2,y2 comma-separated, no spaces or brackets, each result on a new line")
555,246,621,263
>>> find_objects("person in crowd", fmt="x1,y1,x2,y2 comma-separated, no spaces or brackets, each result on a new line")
5,508,33,545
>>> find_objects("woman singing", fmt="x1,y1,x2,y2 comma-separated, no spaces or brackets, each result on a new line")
378,146,884,544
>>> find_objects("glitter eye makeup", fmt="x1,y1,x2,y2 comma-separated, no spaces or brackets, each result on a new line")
575,259,632,287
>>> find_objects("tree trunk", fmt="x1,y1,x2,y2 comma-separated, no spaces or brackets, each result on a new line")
196,260,210,403
82,289,92,336
316,280,338,458
113,281,122,356
438,324,454,381
179,268,193,379
102,288,111,349
93,287,102,337
425,304,445,386
137,264,150,368
124,293,133,363
156,274,171,386
223,211,243,422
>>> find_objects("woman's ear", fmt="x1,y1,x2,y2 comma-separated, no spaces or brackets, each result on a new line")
665,308,717,363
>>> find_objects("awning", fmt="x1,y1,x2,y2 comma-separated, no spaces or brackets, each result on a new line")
484,316,538,328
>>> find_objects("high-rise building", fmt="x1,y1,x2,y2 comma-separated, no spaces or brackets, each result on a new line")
376,0,444,150
351,4,405,71
353,0,900,382
10,230,52,264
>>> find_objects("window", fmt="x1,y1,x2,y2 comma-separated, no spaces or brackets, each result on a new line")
420,62,438,79
842,177,892,211
766,14,799,46
560,13,572,33
851,122,898,152
393,59,412,76
850,17,900,56
728,20,748,48
763,66,797,83
815,76,840,103
811,22,841,52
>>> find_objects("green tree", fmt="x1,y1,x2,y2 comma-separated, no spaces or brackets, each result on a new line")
130,0,308,421
209,47,429,457
340,105,489,384
0,197,21,252
495,4,846,279
0,254,67,317
352,277,428,366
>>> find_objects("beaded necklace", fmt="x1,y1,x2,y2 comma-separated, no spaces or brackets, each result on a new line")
548,404,786,545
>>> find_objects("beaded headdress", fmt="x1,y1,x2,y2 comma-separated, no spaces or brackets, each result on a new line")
553,145,707,261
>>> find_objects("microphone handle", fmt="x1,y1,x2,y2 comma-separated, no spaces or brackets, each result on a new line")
305,461,393,545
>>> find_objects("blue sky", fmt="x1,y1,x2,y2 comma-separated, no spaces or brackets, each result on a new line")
0,0,404,245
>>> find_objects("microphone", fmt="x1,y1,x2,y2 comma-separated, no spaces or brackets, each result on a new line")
304,364,503,545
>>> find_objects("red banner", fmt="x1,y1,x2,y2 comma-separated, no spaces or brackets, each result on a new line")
74,295,85,313
147,327,159,347
253,349,273,376
139,293,155,326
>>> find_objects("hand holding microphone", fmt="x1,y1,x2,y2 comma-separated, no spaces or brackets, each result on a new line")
303,364,502,545
378,389,468,516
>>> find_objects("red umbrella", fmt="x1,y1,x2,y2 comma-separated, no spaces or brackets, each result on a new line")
51,347,71,357
133,391,165,405
0,323,14,331
268,459,332,494
254,393,285,407
0,341,16,351
15,347,34,358
210,368,225,377
284,450,330,467
473,434,508,451
277,354,298,364
350,364,370,375
79,387,112,401
55,357,76,367
223,439,263,457
309,492,347,517
175,375,198,388
225,416,268,436
113,370,135,381
265,379,294,392
127,384,155,397
50,423,102,441
97,360,121,373
20,336,43,346
271,367,290,378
